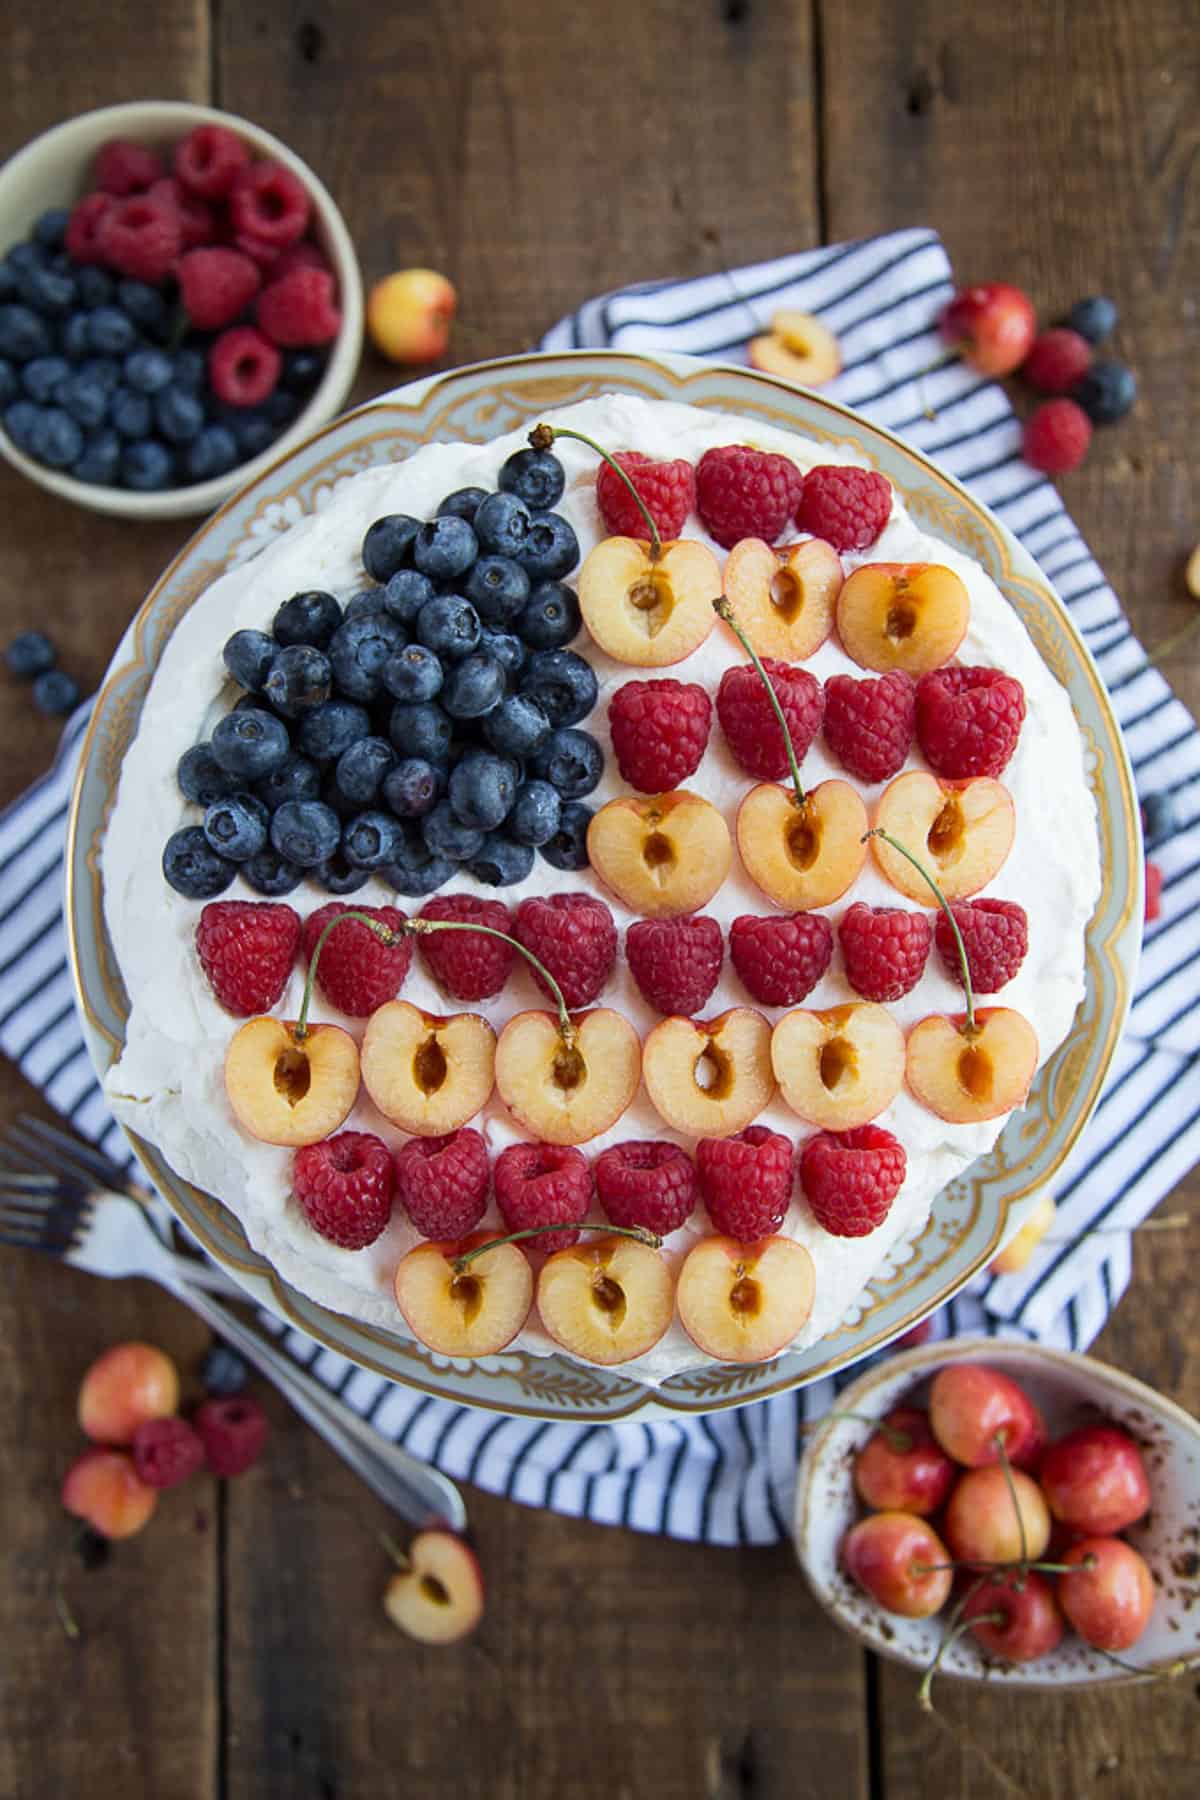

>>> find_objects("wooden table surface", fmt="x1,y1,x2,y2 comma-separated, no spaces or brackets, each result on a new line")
2,3,1198,1795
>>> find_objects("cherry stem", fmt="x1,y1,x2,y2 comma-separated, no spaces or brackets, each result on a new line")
862,827,975,1032
1146,609,1200,669
1093,1645,1195,1680
712,596,808,809
53,1575,80,1642
295,908,395,1041
801,1409,913,1453
378,1529,410,1572
914,1557,1096,1577
451,1222,661,1272
407,918,574,1044
992,1433,1029,1571
529,422,662,559
917,1596,1004,1712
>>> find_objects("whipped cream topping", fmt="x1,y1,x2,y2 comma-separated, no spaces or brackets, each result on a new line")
102,394,1100,1387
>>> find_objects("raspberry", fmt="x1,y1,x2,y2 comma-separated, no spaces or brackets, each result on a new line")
131,1416,206,1490
936,899,1028,993
233,232,286,272
394,1129,489,1240
257,267,342,348
1145,859,1163,923
514,894,616,1010
417,895,514,1001
696,1126,794,1241
596,450,696,540
800,1125,906,1238
695,444,804,549
1023,399,1092,474
229,161,311,247
94,139,165,196
494,1141,591,1254
1023,328,1092,395
915,666,1026,779
716,659,824,780
195,900,301,1016
607,678,711,791
823,671,915,784
65,193,115,264
178,247,261,331
595,1142,699,1235
293,1130,395,1248
193,1396,269,1477
174,123,251,200
625,915,723,1015
300,902,411,1016
272,241,333,282
795,465,892,553
839,903,932,1002
729,912,833,1006
209,325,282,408
96,195,182,284
148,177,217,248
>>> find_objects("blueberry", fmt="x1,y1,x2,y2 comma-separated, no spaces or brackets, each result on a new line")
264,390,299,429
253,751,321,809
273,589,343,650
227,408,276,460
499,445,565,510
415,594,480,661
124,348,174,394
519,649,597,727
80,356,122,393
32,669,80,715
33,208,70,251
437,485,489,524
177,743,239,806
0,264,15,303
380,568,436,627
20,355,70,403
163,826,235,898
121,438,174,490
3,400,41,452
211,707,291,780
5,244,44,277
1141,791,1179,849
5,629,55,679
87,306,137,356
468,832,536,887
528,727,604,798
383,643,444,703
60,313,91,361
1073,361,1137,426
382,756,443,818
203,792,269,861
343,587,390,620
422,800,486,863
111,386,152,438
380,824,454,898
242,848,303,896
31,406,83,469
269,799,341,867
449,749,518,830
223,628,276,691
17,265,75,319
478,628,526,683
1063,296,1118,345
474,489,531,557
200,1344,249,1396
335,735,396,805
296,697,371,763
508,780,562,847
412,514,478,584
281,349,326,392
483,692,551,757
117,280,170,339
389,700,453,764
315,851,369,895
328,611,408,703
515,580,581,650
57,372,109,429
77,267,115,310
342,809,403,870
0,359,15,406
264,644,332,720
516,511,579,581
185,424,240,482
362,513,420,582
441,652,505,720
173,347,207,393
72,427,121,485
464,554,531,627
540,801,593,871
156,385,206,445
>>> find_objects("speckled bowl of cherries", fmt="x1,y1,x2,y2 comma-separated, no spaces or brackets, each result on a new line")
0,101,363,519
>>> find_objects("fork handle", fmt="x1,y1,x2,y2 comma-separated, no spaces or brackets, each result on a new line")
171,1279,467,1533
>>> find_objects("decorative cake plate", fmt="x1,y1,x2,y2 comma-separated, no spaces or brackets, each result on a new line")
66,350,1141,1421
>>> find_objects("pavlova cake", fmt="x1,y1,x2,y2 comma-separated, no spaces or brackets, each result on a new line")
102,394,1100,1382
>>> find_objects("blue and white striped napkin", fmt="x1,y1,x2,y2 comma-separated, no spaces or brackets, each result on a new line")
3,228,1197,1544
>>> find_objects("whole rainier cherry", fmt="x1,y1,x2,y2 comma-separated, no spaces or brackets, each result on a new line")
840,1511,953,1619
1038,1424,1151,1535
927,1362,1045,1469
852,1406,956,1516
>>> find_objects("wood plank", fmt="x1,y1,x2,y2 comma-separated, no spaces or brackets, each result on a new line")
819,1,1200,1792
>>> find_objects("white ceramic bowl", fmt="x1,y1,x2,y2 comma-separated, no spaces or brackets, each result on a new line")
0,101,363,519
795,1337,1200,1690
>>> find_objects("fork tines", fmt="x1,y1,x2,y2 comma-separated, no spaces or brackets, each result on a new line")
9,1113,135,1195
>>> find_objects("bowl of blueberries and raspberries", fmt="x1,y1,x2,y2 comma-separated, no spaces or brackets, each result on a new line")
165,440,598,902
0,101,363,519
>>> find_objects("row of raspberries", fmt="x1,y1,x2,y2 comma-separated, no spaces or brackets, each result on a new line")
293,1119,908,1251
609,663,1026,791
596,447,894,556
195,888,1029,1023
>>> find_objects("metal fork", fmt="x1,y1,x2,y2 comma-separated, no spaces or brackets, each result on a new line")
0,1114,466,1532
